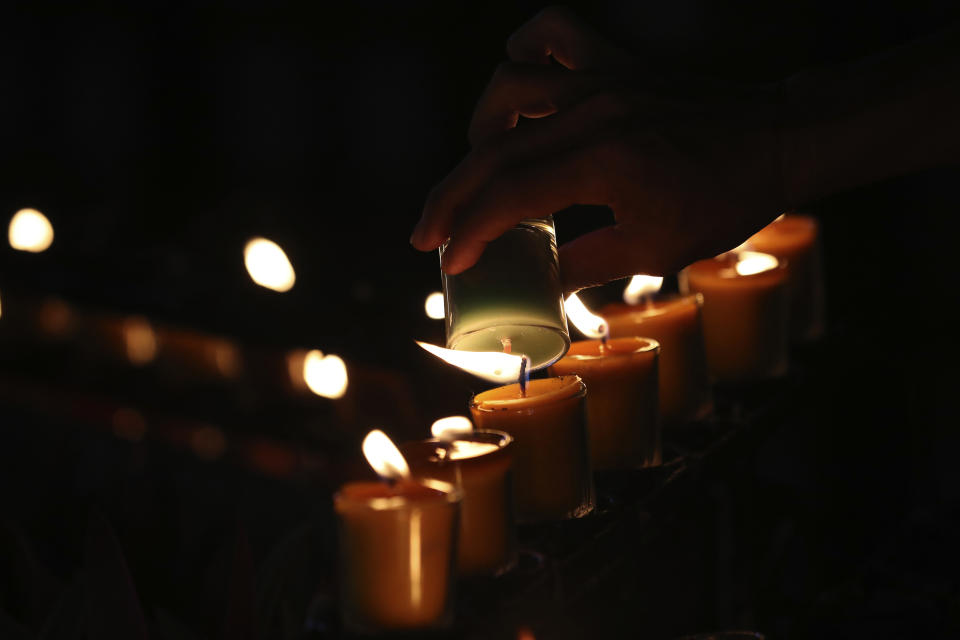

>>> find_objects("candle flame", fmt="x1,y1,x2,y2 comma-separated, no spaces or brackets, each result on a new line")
734,251,779,276
564,293,609,340
424,292,445,319
303,350,348,399
623,274,664,305
244,237,296,292
9,208,54,253
431,416,474,440
416,341,526,384
362,429,410,480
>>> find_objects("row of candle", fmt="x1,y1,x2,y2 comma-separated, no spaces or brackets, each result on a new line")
333,212,824,632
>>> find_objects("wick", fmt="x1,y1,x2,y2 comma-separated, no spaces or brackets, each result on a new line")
519,356,529,397
501,337,512,354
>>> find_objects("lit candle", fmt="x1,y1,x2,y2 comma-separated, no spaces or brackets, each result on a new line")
335,430,461,633
440,216,570,370
469,376,593,523
402,416,517,577
550,294,661,469
680,251,789,385
742,213,824,342
601,275,712,425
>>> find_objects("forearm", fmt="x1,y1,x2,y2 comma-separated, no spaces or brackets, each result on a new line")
782,23,960,207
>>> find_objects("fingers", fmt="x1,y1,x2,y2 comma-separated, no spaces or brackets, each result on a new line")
413,91,635,253
468,62,605,147
558,224,662,294
439,142,610,275
507,6,627,69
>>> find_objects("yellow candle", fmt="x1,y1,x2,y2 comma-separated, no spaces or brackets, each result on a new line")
334,479,461,632
602,295,712,425
549,337,660,469
680,251,789,384
402,431,517,577
745,214,824,342
470,376,593,523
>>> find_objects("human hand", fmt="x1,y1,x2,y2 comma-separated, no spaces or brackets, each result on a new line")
411,6,789,293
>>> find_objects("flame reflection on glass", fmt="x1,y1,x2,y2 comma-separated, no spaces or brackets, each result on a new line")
564,293,609,340
623,274,664,305
424,292,445,319
431,416,474,440
243,237,295,292
734,251,779,276
416,341,525,384
362,429,410,480
9,208,54,253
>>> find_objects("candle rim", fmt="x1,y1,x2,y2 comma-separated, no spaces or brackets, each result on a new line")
561,336,660,360
334,478,461,511
602,293,703,319
471,375,585,410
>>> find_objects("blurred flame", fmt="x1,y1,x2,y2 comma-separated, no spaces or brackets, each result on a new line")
244,237,295,292
112,408,147,442
735,251,779,276
417,341,526,384
213,342,241,378
303,350,348,399
424,292,445,319
564,293,609,339
9,208,54,253
362,429,410,480
37,298,74,338
431,416,474,440
124,317,158,365
623,275,664,305
191,425,227,460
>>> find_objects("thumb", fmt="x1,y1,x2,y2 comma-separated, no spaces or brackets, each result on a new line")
559,224,663,294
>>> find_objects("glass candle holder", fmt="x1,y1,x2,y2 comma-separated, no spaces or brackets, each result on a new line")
401,430,517,577
602,294,713,426
469,376,593,523
550,337,661,469
745,213,824,342
441,216,570,370
680,252,789,385
335,479,461,634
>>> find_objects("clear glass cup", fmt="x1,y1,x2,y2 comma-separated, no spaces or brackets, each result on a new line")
441,216,570,370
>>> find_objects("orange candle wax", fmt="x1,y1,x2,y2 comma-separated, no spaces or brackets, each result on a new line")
680,252,789,385
469,376,593,523
745,214,824,342
549,337,661,469
334,479,460,632
402,431,516,577
602,295,712,426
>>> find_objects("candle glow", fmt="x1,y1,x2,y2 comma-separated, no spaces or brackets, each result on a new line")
424,292,445,319
362,429,411,480
733,251,779,276
303,350,349,398
564,293,609,340
416,341,526,384
243,237,296,292
430,416,474,440
8,208,54,253
623,275,664,305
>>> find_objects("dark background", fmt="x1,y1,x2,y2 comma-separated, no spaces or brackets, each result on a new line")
2,1,960,638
